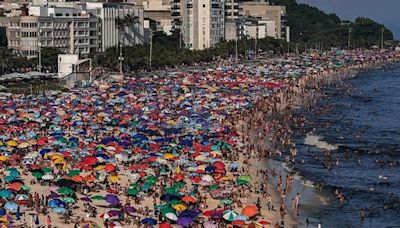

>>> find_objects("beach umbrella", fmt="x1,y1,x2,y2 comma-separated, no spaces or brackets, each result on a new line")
0,210,5,216
223,210,238,221
48,199,66,208
57,187,75,195
105,194,119,205
61,197,76,204
231,220,245,227
42,174,54,180
31,172,43,179
80,197,92,203
52,207,66,214
41,167,52,174
258,220,271,226
109,221,123,228
237,175,252,185
80,221,101,228
67,170,81,177
0,190,12,199
14,194,28,201
165,212,178,221
4,202,18,213
176,217,193,227
172,204,187,212
159,223,172,228
182,195,197,204
141,218,157,225
99,212,111,219
235,214,249,221
91,195,105,201
0,214,14,223
241,205,258,218
8,182,23,191
127,188,139,196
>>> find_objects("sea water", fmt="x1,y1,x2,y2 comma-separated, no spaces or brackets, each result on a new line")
294,63,400,227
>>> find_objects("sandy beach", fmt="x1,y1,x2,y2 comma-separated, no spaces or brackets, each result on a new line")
0,49,399,228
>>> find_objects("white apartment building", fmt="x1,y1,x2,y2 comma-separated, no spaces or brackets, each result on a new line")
85,2,145,52
7,11,100,58
181,0,224,50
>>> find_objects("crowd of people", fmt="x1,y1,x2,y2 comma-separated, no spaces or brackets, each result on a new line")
0,49,398,228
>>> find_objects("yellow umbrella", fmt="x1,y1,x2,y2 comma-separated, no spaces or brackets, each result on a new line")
0,156,8,162
197,165,206,171
0,141,3,147
53,158,66,165
6,140,18,147
108,175,121,183
95,165,105,171
219,176,234,182
164,153,174,160
175,165,181,174
172,204,187,212
51,154,64,161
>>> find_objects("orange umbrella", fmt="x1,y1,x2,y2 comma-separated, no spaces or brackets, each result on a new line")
8,182,23,191
85,175,96,183
71,175,84,182
182,195,197,204
241,205,258,218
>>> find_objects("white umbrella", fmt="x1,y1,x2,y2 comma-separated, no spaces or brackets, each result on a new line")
201,174,214,182
42,174,54,180
165,212,178,221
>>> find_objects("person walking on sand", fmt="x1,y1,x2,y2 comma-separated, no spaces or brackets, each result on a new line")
46,215,51,228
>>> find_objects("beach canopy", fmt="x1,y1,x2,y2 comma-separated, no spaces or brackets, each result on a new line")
241,205,258,218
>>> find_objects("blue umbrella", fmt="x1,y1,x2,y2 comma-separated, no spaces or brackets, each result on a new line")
141,217,157,225
48,199,66,208
0,209,6,216
4,201,18,213
52,207,66,214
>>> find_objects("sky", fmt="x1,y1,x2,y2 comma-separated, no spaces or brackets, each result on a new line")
297,0,400,39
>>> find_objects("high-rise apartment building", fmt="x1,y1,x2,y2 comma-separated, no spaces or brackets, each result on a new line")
181,0,224,50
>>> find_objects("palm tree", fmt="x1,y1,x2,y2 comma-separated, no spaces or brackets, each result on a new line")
116,14,140,47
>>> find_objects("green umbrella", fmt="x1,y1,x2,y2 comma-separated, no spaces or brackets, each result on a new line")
61,197,76,204
57,187,75,195
211,145,220,151
220,199,233,205
237,175,252,185
161,206,175,216
91,195,105,200
67,170,81,177
21,185,31,192
42,167,52,174
32,172,43,179
146,175,157,184
164,187,178,194
127,188,139,196
208,184,219,190
172,182,185,190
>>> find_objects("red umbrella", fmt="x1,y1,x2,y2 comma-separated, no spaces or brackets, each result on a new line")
231,220,245,227
173,173,185,181
81,156,98,165
182,195,197,204
258,220,271,225
105,164,116,172
213,161,225,169
159,223,172,228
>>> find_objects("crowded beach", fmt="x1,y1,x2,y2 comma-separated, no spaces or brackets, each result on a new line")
0,49,399,228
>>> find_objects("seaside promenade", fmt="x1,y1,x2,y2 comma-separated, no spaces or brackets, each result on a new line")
0,49,398,228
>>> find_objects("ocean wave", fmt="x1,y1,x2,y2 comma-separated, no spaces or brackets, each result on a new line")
304,132,339,151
